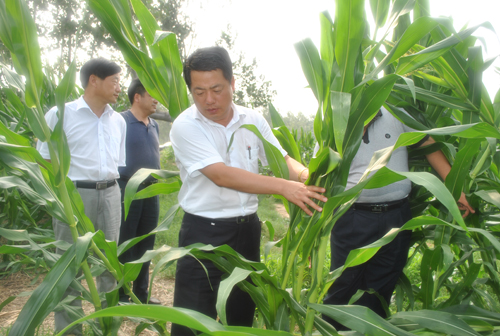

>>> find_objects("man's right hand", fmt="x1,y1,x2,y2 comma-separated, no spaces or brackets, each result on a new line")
282,181,327,216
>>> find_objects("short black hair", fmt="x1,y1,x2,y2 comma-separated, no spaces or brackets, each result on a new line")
127,78,147,105
183,46,233,91
80,58,121,89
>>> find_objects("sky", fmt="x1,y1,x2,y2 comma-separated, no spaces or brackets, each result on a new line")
183,0,500,116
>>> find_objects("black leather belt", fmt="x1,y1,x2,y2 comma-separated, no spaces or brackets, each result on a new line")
216,213,258,223
352,198,407,212
190,213,258,224
75,179,117,190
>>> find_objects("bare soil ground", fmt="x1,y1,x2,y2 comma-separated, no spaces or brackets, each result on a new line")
0,271,175,335
274,203,289,218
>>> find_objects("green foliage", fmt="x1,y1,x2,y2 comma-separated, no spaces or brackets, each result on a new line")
2,0,500,335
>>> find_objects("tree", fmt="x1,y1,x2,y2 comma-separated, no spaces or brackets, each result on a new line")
14,0,193,78
216,26,275,111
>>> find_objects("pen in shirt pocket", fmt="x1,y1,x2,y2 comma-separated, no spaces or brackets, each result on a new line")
247,145,251,159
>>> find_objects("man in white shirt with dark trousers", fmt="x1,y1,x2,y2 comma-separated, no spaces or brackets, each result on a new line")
38,58,126,335
170,46,327,335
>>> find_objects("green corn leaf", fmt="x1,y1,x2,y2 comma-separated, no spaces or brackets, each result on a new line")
475,190,500,208
335,0,365,93
364,16,442,85
295,38,324,103
370,0,390,28
0,176,47,206
310,304,414,335
319,11,334,83
10,233,94,336
443,305,500,326
117,203,179,257
393,310,481,336
87,0,172,111
445,139,482,200
386,0,416,30
216,267,255,325
0,63,25,91
153,30,190,119
393,84,477,110
396,24,487,76
269,103,285,128
134,180,181,200
238,124,289,180
0,0,42,110
307,146,341,184
331,91,351,156
52,60,77,186
273,126,301,163
123,168,179,219
55,305,226,336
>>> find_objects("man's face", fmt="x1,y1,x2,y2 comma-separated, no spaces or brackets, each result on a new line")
95,73,121,104
137,91,158,115
190,69,235,126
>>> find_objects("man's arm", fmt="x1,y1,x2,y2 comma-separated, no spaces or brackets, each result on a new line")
421,137,475,217
200,161,326,216
286,156,309,182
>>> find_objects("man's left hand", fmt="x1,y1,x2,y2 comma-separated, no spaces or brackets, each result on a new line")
458,192,475,218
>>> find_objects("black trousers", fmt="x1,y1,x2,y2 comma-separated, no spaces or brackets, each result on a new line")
171,212,261,336
323,199,412,330
118,179,159,302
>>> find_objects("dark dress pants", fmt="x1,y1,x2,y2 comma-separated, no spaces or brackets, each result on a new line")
323,200,412,330
171,212,261,336
118,179,159,302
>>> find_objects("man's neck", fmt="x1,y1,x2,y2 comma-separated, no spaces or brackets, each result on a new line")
130,106,150,125
82,94,107,118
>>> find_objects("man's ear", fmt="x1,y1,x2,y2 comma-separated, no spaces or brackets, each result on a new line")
88,74,98,88
231,76,235,92
133,92,141,105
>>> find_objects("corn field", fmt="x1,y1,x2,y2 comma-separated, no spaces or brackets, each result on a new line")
1,0,500,335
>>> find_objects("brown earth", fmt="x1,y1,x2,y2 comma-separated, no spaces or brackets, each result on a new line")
274,203,289,218
0,271,175,335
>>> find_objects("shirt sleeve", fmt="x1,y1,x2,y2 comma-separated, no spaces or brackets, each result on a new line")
118,117,127,167
170,118,224,176
36,107,58,159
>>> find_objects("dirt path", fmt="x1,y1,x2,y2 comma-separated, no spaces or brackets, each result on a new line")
0,271,175,335
275,203,289,218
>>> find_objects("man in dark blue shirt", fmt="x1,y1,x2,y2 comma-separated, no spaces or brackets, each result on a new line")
118,78,161,304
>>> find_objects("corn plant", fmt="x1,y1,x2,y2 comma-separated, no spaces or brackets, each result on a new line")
0,0,266,335
257,0,500,334
3,0,500,335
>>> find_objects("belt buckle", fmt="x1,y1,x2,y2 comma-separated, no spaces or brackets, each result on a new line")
371,204,387,212
96,181,107,190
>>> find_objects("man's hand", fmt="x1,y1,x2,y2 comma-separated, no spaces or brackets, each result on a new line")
201,162,327,216
282,181,327,216
458,192,475,218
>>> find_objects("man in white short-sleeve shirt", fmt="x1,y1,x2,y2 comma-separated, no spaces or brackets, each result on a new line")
37,58,126,336
170,46,327,335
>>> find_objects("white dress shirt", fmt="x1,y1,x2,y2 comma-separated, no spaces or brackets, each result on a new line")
37,96,126,181
170,103,287,218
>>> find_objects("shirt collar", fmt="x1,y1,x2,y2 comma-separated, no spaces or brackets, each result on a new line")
76,96,115,116
194,103,246,127
127,110,154,126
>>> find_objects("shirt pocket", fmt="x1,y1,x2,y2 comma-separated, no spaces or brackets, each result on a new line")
246,146,260,173
105,133,121,163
